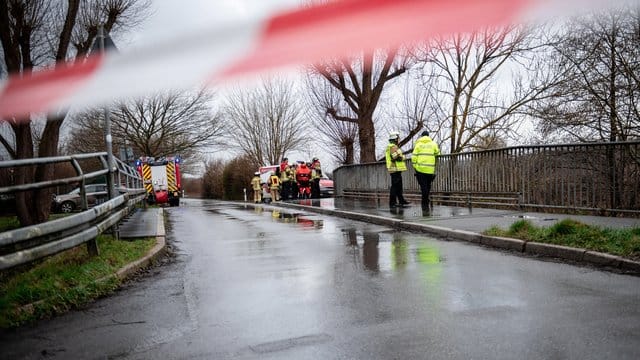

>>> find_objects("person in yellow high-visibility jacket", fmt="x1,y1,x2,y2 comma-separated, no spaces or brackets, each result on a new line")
251,172,262,203
385,131,410,209
412,130,440,211
269,171,281,201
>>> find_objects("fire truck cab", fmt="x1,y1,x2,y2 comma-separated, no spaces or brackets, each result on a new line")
136,156,182,207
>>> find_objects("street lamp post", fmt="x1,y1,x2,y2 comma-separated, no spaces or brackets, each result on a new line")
98,24,117,199
98,24,119,240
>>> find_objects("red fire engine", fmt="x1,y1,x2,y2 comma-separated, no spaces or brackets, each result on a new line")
136,156,182,206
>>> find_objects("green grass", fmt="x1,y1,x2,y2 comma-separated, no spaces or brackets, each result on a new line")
0,216,20,232
484,219,640,259
0,235,155,328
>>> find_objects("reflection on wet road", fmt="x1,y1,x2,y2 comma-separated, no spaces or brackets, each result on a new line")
2,199,639,360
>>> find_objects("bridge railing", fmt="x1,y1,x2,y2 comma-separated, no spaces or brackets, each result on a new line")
0,152,146,270
334,141,640,216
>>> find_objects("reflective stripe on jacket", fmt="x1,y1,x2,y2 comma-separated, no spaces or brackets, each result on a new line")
385,142,407,173
411,136,440,174
269,175,280,189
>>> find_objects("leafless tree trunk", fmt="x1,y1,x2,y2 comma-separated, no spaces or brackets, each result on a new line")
310,49,408,163
223,77,308,167
0,0,148,226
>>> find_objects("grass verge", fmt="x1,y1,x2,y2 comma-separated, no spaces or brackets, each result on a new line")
0,235,156,329
484,219,640,260
0,216,20,232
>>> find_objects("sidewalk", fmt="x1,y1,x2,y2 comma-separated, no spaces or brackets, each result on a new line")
297,197,640,232
250,197,640,274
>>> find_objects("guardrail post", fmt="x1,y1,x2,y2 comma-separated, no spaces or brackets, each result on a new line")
517,192,523,209
87,238,100,257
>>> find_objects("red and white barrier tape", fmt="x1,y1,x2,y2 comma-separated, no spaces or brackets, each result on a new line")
0,0,608,120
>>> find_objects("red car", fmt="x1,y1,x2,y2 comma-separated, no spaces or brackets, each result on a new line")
319,177,334,197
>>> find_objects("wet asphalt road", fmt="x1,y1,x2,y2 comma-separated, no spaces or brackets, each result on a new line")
2,198,640,359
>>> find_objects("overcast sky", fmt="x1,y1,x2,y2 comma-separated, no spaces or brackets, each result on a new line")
130,0,300,49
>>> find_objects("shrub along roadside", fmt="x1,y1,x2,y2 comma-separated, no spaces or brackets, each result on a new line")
0,235,156,329
484,219,640,260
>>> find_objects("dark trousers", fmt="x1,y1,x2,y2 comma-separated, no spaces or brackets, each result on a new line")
281,181,291,200
389,172,407,206
311,178,320,198
415,172,435,209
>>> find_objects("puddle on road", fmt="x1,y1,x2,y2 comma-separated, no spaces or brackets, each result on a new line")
340,227,445,276
222,204,446,281
244,206,324,229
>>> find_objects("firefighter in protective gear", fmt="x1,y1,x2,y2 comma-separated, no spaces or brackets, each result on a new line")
289,165,299,199
310,157,322,199
412,130,440,211
280,158,289,173
281,161,292,200
296,162,312,199
385,131,410,208
251,172,262,203
269,171,281,201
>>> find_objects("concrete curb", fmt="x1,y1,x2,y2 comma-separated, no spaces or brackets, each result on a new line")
524,242,586,262
239,201,640,275
480,235,526,252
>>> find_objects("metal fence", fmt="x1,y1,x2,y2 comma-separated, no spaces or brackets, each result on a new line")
334,141,640,215
0,152,146,270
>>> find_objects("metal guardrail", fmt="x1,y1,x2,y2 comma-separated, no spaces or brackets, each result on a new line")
0,152,146,270
0,152,143,206
334,141,640,215
0,192,145,270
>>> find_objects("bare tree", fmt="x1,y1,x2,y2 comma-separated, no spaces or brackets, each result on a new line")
380,69,446,153
531,5,640,210
224,77,308,166
306,75,359,165
310,49,411,163
533,6,640,142
65,88,221,173
0,0,148,226
413,24,551,153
